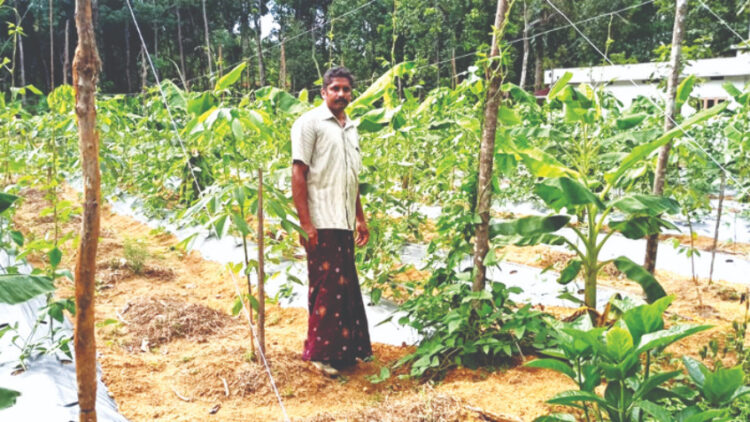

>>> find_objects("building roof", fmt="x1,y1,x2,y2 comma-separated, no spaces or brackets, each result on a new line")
545,55,750,85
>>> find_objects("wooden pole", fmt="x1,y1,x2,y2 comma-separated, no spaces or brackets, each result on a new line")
473,0,512,292
708,172,726,284
73,0,101,420
519,0,529,89
64,19,70,86
643,0,687,273
257,169,265,354
202,0,212,75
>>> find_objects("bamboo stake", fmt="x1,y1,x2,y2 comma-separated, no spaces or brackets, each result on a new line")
73,0,101,420
709,172,726,284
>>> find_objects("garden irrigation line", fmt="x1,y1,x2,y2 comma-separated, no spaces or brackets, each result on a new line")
181,0,381,87
354,0,657,87
124,0,203,197
544,0,750,201
697,0,748,44
228,269,290,422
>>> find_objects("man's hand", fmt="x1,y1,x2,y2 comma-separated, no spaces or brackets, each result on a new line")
300,223,318,252
355,220,369,247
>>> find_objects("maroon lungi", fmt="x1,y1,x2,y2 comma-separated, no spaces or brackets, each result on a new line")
302,229,372,364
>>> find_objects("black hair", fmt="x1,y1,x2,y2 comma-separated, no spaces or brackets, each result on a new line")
322,67,354,89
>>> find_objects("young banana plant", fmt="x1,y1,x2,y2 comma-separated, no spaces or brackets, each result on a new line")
493,73,728,313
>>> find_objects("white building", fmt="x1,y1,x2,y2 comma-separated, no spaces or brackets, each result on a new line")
544,51,750,112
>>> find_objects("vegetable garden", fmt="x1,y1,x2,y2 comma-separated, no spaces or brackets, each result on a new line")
2,0,750,421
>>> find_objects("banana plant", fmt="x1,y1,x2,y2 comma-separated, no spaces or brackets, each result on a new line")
493,73,728,312
530,295,712,422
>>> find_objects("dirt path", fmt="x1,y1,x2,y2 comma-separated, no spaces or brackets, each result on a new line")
12,186,749,421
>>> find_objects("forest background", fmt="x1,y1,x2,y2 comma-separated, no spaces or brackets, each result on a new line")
1,0,749,96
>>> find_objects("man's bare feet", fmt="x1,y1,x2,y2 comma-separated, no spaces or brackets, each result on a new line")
311,361,339,377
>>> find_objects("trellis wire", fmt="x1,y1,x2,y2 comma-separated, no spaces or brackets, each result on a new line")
544,0,750,200
124,0,290,418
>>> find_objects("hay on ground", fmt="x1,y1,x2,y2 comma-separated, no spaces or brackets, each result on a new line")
121,296,229,349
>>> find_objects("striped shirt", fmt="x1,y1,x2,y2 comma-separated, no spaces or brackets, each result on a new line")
291,104,362,231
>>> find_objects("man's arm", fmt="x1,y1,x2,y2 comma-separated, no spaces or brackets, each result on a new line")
292,161,318,251
355,190,369,247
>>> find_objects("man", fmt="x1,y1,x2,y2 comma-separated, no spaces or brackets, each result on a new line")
291,67,372,376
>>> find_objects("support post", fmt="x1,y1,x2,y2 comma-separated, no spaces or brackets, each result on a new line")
473,0,512,292
73,0,101,420
644,0,688,273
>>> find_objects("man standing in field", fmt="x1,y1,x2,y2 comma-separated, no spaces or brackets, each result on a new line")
291,67,372,376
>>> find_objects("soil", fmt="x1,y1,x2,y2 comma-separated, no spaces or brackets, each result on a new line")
11,186,750,421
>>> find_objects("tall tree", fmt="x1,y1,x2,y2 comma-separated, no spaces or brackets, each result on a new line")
49,0,54,90
202,0,212,75
73,0,101,419
643,0,688,273
253,0,266,86
473,0,513,293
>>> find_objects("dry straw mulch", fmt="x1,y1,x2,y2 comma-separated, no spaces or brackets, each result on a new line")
121,296,230,350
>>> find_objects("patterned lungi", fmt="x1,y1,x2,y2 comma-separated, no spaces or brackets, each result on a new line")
302,229,372,364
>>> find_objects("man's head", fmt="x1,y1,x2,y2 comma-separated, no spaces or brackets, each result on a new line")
321,67,354,116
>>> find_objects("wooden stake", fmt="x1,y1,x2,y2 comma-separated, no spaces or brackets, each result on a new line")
644,0,688,274
473,0,512,293
709,172,726,284
257,169,266,355
73,0,101,420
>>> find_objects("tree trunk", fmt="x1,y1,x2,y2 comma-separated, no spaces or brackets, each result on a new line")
202,0,212,75
257,169,266,355
709,172,726,284
451,48,457,89
533,36,543,91
280,39,287,90
519,1,530,89
473,0,511,293
254,12,266,86
140,45,147,91
73,1,101,421
644,0,688,274
64,19,70,85
50,0,55,90
176,7,188,90
152,0,157,61
125,20,131,92
16,2,25,88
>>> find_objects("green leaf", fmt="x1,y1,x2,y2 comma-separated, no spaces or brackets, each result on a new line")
48,247,62,268
498,106,521,125
610,195,679,216
616,113,647,130
557,259,582,285
0,192,19,214
681,409,727,422
637,400,674,422
605,327,634,362
636,324,712,355
491,215,570,237
701,365,745,405
214,63,247,92
613,256,667,303
525,358,576,380
0,387,21,410
370,288,382,305
10,230,23,246
623,295,674,344
230,213,251,237
675,75,696,110
231,297,243,316
534,177,604,212
609,216,678,239
187,92,216,115
0,274,55,304
633,370,681,401
547,390,609,408
548,72,573,99
682,356,708,389
606,101,728,185
518,149,576,178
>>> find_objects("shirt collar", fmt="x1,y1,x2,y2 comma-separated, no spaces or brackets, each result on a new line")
317,104,354,129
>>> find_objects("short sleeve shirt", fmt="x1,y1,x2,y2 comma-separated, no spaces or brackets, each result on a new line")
291,104,362,231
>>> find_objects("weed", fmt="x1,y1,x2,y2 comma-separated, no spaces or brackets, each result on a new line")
123,237,149,274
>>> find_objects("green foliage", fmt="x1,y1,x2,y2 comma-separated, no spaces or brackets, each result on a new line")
397,281,553,379
0,274,55,305
123,238,150,275
530,296,716,422
0,388,20,410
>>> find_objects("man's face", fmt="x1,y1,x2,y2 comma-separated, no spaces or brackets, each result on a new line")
321,77,352,115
